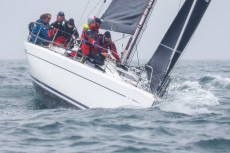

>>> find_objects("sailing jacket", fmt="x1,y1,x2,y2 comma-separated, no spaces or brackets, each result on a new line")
31,19,48,44
51,20,79,43
81,24,100,55
98,35,119,60
48,18,66,38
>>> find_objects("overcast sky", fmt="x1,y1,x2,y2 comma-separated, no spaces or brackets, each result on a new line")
0,0,229,60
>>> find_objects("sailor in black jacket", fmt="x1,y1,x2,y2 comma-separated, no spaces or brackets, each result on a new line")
51,18,79,47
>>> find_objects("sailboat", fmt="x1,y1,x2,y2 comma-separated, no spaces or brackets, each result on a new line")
24,0,211,109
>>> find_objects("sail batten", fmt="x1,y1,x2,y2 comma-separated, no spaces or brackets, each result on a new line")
100,0,149,34
160,44,181,53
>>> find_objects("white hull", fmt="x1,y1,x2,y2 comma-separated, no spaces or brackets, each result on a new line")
25,42,156,109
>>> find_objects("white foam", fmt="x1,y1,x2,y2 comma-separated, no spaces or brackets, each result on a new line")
156,81,219,115
204,74,230,87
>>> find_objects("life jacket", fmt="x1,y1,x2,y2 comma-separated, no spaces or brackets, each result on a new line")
80,24,99,55
82,24,98,45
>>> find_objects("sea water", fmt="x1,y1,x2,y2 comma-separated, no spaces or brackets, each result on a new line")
0,60,230,153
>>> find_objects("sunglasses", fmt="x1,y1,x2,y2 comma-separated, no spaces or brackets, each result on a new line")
48,18,51,19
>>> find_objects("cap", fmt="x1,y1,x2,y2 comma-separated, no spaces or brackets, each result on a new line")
58,11,65,16
68,18,75,27
104,31,111,38
94,18,101,24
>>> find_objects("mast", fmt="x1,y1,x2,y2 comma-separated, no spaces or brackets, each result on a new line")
121,0,156,66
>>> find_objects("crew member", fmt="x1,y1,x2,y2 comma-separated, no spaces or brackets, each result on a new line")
31,14,49,45
79,16,101,42
48,11,66,40
56,11,66,22
51,18,79,48
80,17,104,65
46,13,52,30
99,31,121,64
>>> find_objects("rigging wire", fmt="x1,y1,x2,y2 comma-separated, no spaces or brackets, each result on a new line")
96,0,106,17
136,49,140,68
113,34,131,43
77,0,91,28
178,0,182,11
78,0,102,27
102,0,112,16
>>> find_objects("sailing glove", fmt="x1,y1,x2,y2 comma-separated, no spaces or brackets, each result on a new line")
94,43,98,47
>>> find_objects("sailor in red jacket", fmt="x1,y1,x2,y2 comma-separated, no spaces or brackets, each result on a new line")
80,17,105,65
79,16,101,45
99,31,121,63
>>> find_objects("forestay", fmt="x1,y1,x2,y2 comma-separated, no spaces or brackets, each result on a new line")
145,0,211,95
100,0,149,34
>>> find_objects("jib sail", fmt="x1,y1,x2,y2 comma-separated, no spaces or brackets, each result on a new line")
100,0,149,34
145,0,211,95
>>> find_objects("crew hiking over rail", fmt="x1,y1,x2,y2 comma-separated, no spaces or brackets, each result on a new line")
28,12,121,68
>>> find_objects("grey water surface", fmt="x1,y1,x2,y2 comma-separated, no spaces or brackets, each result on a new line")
0,60,230,153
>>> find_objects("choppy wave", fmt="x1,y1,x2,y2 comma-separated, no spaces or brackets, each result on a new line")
0,60,230,152
194,138,230,153
199,74,230,89
156,80,219,115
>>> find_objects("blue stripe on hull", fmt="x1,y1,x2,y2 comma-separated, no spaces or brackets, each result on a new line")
31,75,89,109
